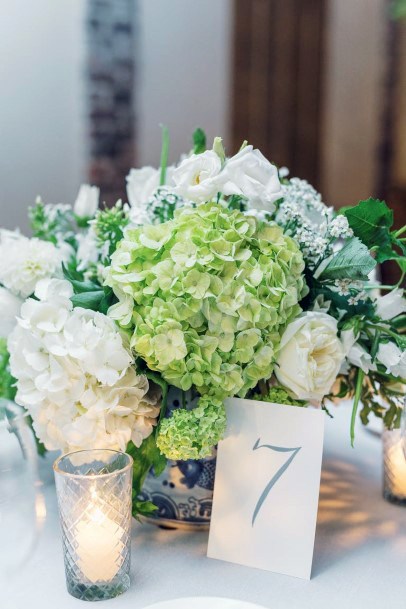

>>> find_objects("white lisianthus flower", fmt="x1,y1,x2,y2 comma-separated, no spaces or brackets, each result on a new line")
126,166,175,208
218,145,282,211
275,311,345,402
377,342,406,379
340,328,377,374
172,150,222,203
8,278,160,453
73,184,99,218
0,231,64,298
375,288,406,321
0,287,22,337
346,343,377,374
76,229,99,272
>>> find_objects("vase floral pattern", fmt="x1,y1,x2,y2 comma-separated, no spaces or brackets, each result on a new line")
140,388,216,529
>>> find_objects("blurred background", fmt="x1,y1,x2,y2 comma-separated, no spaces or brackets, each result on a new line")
0,0,405,258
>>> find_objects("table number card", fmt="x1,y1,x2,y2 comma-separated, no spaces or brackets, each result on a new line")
207,398,324,580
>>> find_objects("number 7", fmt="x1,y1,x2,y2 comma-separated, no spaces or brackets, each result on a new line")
252,439,301,526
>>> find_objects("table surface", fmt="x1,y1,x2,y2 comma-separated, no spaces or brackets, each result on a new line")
3,403,406,609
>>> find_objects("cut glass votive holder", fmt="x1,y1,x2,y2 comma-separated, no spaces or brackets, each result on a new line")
54,449,133,601
383,428,406,506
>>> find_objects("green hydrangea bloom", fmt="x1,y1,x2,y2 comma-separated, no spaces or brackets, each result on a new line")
156,395,226,460
252,386,306,407
106,202,306,398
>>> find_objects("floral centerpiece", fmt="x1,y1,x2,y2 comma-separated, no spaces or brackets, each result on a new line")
1,128,404,518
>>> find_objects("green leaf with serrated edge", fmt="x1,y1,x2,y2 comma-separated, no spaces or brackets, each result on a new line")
344,198,393,248
193,128,206,154
127,435,166,498
319,237,376,281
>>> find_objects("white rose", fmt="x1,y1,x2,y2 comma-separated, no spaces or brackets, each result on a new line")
377,342,406,379
0,287,22,338
172,150,222,203
375,288,406,321
275,311,345,402
73,184,99,218
218,145,282,211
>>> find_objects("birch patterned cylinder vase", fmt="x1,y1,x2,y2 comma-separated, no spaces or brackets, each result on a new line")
141,388,216,530
383,428,406,506
54,450,133,601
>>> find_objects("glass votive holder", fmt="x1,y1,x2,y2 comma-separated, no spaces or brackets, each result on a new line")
54,449,133,601
383,428,406,506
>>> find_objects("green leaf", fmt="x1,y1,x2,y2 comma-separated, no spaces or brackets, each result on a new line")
98,288,116,315
70,278,101,294
192,127,206,154
27,415,47,457
62,262,83,282
146,370,168,424
344,198,393,249
71,290,105,310
131,499,158,520
319,237,376,281
127,435,166,498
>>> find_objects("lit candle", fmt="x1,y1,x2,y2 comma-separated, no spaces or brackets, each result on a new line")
383,429,406,505
387,439,406,497
76,505,125,583
54,449,133,601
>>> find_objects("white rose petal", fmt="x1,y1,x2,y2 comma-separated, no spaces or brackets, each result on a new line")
172,150,222,203
73,184,99,218
0,287,22,338
375,288,406,321
218,145,282,211
275,311,345,402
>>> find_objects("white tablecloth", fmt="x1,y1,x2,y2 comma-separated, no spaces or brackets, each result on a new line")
3,404,406,609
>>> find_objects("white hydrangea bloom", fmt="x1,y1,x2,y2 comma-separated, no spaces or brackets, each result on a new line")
0,230,64,298
8,278,160,453
0,286,22,337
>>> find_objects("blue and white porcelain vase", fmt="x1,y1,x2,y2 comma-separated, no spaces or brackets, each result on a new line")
140,388,216,530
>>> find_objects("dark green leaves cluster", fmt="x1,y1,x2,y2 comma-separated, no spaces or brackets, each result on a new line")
62,264,116,315
344,198,406,278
